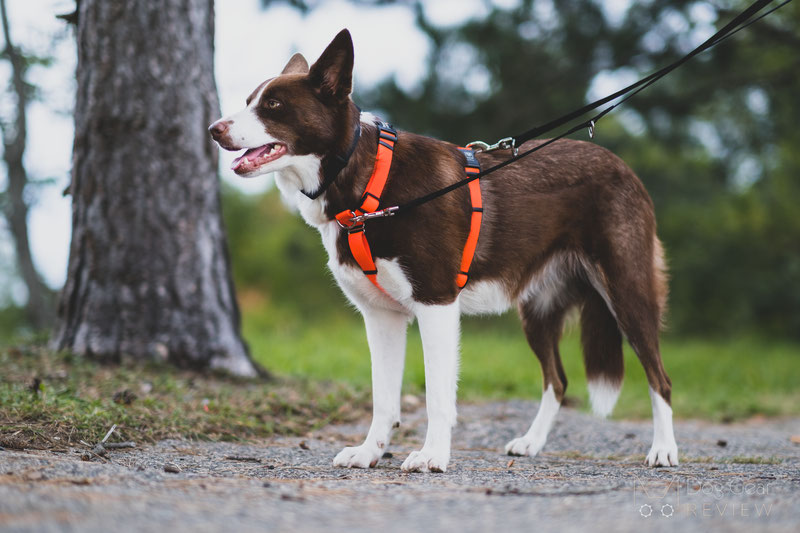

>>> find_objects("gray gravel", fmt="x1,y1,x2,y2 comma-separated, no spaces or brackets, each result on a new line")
1,400,798,532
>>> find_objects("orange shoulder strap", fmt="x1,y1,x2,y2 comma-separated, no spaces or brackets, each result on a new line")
455,147,482,289
335,123,397,293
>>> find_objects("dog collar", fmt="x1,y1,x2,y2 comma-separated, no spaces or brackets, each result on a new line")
302,115,362,200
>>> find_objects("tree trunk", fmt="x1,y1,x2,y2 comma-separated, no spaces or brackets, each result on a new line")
0,0,55,329
53,0,260,377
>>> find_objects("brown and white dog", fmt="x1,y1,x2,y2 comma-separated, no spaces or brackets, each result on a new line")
209,29,678,472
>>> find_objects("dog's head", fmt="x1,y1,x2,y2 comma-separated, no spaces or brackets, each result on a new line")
209,29,356,179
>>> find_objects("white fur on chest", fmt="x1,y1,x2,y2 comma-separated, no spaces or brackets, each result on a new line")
317,222,413,313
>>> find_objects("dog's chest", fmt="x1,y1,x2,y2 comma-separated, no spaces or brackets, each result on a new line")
318,222,414,311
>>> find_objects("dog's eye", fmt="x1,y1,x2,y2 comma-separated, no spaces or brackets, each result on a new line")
265,99,282,109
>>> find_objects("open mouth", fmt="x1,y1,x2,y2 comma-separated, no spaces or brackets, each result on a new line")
231,143,288,174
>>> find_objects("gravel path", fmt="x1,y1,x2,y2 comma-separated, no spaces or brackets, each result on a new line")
1,401,798,532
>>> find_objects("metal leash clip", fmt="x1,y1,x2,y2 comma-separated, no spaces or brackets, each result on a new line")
349,206,399,226
466,136,518,156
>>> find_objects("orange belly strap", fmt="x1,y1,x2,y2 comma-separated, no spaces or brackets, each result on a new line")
335,123,482,294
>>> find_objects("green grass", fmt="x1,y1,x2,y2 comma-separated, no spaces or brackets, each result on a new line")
2,309,796,451
0,346,368,450
243,309,800,421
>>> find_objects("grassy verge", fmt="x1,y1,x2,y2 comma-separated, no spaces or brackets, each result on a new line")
0,346,368,450
2,311,796,451
243,310,800,422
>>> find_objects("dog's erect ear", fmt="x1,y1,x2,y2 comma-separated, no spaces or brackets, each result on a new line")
282,53,309,75
308,29,354,101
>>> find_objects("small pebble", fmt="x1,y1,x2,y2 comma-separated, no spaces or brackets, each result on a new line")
716,439,728,447
382,452,393,459
299,441,310,450
164,463,181,473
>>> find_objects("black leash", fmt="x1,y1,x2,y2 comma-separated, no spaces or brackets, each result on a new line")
350,0,792,224
509,0,786,149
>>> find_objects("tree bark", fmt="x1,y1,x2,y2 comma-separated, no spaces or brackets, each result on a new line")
0,0,56,329
53,0,260,377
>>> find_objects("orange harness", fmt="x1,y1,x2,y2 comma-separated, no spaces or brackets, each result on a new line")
335,123,483,293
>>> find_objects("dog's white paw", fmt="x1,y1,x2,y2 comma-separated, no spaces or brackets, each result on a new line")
504,436,546,457
401,450,448,473
333,445,381,469
645,442,679,467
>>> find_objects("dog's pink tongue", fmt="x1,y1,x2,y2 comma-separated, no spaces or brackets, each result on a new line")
231,145,270,169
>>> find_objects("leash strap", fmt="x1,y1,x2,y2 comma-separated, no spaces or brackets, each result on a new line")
360,0,789,219
510,0,779,148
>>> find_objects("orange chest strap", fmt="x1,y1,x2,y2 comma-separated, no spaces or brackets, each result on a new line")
335,123,397,292
335,124,483,293
455,147,483,289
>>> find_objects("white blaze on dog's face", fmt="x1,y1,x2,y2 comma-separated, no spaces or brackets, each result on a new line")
208,30,357,183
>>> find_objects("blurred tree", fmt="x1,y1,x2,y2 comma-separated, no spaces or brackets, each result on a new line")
53,0,260,375
253,0,800,338
0,0,56,330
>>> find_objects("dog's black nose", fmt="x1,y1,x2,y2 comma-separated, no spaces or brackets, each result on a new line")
208,120,230,140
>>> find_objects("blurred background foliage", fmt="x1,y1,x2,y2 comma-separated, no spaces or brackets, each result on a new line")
1,0,798,351
1,0,797,417
225,0,800,341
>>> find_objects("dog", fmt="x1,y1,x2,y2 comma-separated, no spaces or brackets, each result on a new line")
209,29,679,472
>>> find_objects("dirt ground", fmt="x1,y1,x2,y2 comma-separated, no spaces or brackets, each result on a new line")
1,400,798,532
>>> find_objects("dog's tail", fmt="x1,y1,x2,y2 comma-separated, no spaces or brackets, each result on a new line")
580,289,624,418
582,236,668,417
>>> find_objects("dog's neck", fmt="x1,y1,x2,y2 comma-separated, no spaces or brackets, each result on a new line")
275,110,380,228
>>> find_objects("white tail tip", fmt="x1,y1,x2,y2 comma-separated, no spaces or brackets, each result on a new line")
588,379,622,418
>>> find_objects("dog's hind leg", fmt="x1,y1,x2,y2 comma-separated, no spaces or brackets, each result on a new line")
401,301,460,473
506,300,569,457
601,238,677,467
334,306,408,469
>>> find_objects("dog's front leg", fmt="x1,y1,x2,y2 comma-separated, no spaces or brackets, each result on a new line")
333,306,408,468
401,302,460,473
